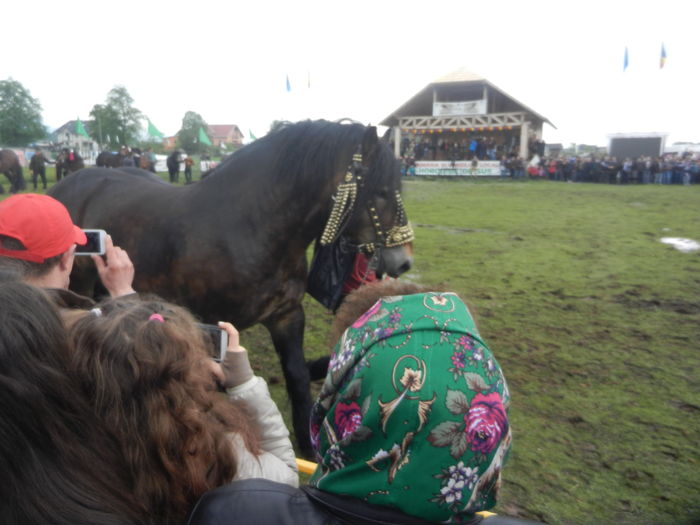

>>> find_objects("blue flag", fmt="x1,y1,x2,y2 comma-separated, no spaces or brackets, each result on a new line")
623,46,629,72
286,74,291,92
660,43,667,69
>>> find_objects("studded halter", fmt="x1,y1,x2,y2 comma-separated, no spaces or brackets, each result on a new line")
319,147,414,254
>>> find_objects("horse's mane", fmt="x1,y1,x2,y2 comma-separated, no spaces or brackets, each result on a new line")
212,120,399,204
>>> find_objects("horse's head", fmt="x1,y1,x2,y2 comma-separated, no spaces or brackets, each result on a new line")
320,125,414,278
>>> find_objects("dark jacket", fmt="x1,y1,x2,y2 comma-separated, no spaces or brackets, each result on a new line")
186,479,545,525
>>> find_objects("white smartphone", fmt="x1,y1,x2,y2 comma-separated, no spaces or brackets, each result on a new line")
198,323,229,362
75,229,106,255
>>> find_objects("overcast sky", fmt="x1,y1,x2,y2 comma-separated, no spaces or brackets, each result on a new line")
3,0,698,146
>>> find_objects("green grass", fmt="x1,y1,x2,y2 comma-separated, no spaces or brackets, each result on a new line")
6,172,699,524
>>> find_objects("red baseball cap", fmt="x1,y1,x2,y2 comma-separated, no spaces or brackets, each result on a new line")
0,194,87,263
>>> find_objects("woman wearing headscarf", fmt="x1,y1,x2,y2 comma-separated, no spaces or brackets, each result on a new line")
188,289,517,525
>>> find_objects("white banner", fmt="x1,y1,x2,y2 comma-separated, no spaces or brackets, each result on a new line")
433,100,486,116
415,160,501,177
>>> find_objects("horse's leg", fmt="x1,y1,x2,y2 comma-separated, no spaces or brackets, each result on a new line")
263,306,314,459
307,355,330,381
16,167,25,191
6,172,15,194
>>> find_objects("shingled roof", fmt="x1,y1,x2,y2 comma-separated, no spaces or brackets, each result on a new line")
380,67,553,128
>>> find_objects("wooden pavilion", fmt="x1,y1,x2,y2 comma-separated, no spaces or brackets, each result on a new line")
380,68,554,175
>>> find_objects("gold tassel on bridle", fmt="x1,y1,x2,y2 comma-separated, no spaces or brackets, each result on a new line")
319,153,362,246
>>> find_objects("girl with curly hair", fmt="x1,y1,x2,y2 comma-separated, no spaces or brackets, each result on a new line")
66,297,298,524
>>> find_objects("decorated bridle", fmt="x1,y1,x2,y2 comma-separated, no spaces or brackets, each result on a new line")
319,146,414,254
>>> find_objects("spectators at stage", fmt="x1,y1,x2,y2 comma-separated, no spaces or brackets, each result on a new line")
527,153,698,185
406,133,520,162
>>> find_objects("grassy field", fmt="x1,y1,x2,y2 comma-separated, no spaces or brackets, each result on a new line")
5,170,699,524
244,178,700,525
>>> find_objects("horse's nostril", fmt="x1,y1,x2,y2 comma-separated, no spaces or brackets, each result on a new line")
399,260,411,274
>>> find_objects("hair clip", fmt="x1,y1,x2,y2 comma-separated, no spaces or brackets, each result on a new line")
148,313,165,323
90,307,102,317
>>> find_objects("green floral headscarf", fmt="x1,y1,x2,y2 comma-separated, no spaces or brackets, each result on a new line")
309,292,511,523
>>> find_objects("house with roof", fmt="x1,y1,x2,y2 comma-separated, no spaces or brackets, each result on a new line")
51,120,99,164
162,136,178,151
381,68,554,175
207,125,244,147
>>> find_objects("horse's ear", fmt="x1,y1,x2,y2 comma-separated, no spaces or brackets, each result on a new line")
361,126,379,163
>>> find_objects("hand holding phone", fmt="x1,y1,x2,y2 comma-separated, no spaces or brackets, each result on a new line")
198,323,229,362
90,234,136,297
75,229,106,255
212,322,254,389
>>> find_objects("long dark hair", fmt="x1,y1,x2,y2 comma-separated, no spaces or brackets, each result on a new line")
0,282,142,525
66,297,260,523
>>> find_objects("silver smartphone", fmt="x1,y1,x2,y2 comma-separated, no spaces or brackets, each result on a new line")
75,229,106,255
198,323,228,362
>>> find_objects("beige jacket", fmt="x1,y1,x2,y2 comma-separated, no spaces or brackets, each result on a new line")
226,371,299,488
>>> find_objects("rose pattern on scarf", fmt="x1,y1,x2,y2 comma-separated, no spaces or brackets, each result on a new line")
352,299,382,328
428,389,507,460
464,393,508,456
334,401,362,440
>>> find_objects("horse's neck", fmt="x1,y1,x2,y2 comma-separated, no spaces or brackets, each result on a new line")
208,169,339,246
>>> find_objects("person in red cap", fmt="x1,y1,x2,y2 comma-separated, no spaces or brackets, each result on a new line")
0,194,135,309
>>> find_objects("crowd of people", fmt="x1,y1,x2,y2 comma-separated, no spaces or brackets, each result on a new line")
398,150,700,185
519,154,700,185
0,193,539,524
401,133,543,163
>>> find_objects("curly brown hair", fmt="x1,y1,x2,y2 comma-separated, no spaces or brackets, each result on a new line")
66,297,260,523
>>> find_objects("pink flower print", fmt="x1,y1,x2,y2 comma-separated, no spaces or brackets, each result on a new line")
389,311,401,325
310,422,321,456
352,300,382,329
334,401,362,440
457,335,474,351
451,350,467,369
464,393,508,455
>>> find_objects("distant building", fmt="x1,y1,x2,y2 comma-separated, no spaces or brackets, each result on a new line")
207,125,244,147
163,136,177,151
545,143,563,157
51,120,99,164
380,67,555,176
664,142,700,155
607,133,667,159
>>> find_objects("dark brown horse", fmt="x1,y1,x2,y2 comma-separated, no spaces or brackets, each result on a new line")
48,120,414,456
0,149,25,194
96,151,124,168
55,150,85,181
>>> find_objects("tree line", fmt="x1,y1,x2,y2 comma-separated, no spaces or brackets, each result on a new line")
0,78,215,154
